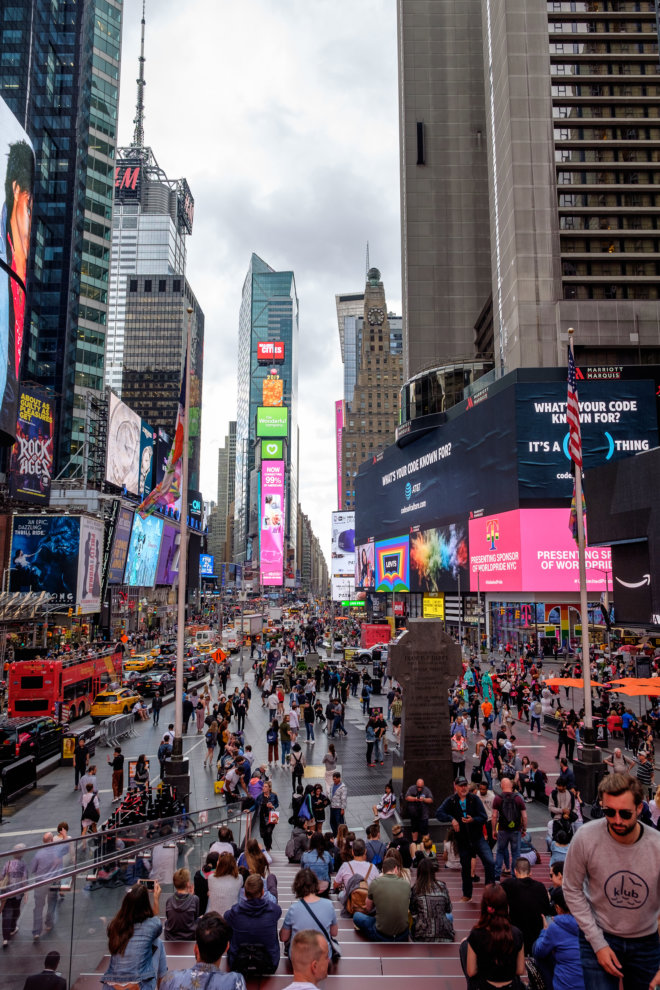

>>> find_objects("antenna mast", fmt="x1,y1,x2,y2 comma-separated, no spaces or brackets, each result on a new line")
133,0,147,149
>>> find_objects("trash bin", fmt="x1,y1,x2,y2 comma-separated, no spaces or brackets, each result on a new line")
594,718,609,749
62,724,96,765
371,663,383,695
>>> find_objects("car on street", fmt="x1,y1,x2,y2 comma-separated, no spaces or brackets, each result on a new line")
0,716,65,764
131,671,175,696
91,687,141,723
124,655,154,673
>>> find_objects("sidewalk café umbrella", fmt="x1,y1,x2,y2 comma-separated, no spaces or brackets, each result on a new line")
542,677,585,689
605,677,660,698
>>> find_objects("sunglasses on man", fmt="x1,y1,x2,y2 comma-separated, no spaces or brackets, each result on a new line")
601,806,635,821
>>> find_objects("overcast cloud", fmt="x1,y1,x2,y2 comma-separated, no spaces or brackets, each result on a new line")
117,0,402,563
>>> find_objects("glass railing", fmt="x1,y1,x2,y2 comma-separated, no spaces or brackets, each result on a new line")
0,799,252,990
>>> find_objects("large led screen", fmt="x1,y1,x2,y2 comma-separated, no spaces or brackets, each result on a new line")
260,460,285,586
156,523,179,585
124,514,164,587
77,516,104,614
108,507,134,584
106,392,141,494
200,554,215,577
331,510,355,601
410,523,469,593
354,541,375,589
516,380,658,501
9,387,54,504
469,509,613,594
261,439,283,460
9,515,80,605
0,97,35,447
256,406,288,438
375,535,410,593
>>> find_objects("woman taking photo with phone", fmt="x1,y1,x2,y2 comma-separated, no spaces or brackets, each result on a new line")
101,881,166,990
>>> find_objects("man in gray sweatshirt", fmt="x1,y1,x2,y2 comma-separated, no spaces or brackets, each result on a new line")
564,773,660,989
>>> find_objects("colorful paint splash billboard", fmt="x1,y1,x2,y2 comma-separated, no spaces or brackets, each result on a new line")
410,523,469,593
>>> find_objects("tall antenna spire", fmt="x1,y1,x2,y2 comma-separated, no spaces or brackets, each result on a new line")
133,0,147,148
365,241,370,280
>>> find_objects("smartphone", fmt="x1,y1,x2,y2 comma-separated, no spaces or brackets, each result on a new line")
139,878,155,890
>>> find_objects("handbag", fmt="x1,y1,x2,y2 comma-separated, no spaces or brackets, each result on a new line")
268,810,279,825
300,897,341,963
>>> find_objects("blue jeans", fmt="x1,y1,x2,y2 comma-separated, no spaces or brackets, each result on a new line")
353,912,408,942
530,714,541,733
330,807,345,835
495,829,521,877
579,929,660,990
281,740,291,765
362,698,370,714
305,722,315,740
373,738,382,762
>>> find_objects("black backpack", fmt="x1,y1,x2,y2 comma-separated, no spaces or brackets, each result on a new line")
499,793,522,830
232,943,276,976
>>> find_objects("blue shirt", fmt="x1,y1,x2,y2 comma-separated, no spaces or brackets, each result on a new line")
300,850,333,883
282,898,337,959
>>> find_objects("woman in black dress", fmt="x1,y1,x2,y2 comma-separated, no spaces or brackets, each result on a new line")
462,884,525,989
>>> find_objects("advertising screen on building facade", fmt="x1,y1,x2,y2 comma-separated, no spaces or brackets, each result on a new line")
256,406,288,438
124,513,164,588
77,516,104,613
335,400,344,511
354,541,375,589
410,523,469,593
262,371,283,407
261,439,283,460
469,508,613,594
375,535,410,593
156,523,179,585
260,460,285,586
331,511,355,600
9,387,54,503
139,421,155,499
108,508,134,584
257,341,285,362
9,515,80,605
200,554,215,577
0,98,36,447
106,392,141,494
423,594,445,619
515,379,658,500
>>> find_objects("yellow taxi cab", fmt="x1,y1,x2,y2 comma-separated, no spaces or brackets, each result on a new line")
91,687,141,723
197,643,213,654
124,654,154,672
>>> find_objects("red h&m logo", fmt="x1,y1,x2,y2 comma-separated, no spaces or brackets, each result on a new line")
115,165,140,191
485,519,499,551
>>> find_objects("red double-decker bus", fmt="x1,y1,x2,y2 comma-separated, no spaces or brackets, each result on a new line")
7,650,122,721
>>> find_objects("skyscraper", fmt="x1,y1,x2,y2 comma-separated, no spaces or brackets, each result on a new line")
0,0,123,474
339,268,404,510
234,254,299,576
104,4,204,489
398,0,660,381
207,421,236,563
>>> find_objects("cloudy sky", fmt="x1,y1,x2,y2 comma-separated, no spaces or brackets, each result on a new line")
117,0,402,564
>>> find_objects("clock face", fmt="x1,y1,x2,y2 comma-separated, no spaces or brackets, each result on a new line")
367,307,385,326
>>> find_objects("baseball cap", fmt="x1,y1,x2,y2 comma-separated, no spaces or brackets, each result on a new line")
455,776,468,786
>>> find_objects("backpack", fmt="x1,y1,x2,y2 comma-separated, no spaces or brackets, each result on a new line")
81,795,99,824
266,728,278,744
498,793,522,831
205,730,215,746
231,943,276,977
344,863,373,916
533,701,542,716
366,839,386,867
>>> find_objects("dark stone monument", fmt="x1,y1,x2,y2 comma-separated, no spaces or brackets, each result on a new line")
390,619,462,812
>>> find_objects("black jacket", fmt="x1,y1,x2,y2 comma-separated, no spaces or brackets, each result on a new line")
24,972,66,990
436,793,488,849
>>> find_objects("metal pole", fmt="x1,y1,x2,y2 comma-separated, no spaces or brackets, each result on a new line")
172,307,193,760
574,428,593,734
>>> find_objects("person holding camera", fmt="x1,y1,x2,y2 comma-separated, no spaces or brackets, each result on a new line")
101,882,165,990
436,776,495,903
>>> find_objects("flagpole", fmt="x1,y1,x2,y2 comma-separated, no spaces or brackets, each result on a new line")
169,306,193,799
568,328,593,740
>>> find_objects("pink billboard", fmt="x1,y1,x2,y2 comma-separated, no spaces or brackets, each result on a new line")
469,509,612,593
260,460,285,586
335,400,344,510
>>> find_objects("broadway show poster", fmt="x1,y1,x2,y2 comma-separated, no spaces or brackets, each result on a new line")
8,387,54,503
77,516,104,613
0,97,36,446
9,515,80,605
108,507,133,584
105,392,141,494
124,513,164,588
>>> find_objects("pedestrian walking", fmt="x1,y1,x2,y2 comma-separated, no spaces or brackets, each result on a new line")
329,772,347,835
108,746,124,801
152,692,162,726
492,778,528,881
437,777,495,902
1,843,28,948
73,737,88,790
322,744,337,795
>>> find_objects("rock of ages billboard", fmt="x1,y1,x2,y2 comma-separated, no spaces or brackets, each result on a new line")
8,387,54,503
0,97,36,446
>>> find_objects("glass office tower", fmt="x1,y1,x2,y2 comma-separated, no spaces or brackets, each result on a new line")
0,0,123,475
234,254,299,573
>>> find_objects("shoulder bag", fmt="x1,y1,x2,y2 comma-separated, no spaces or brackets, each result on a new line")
300,897,341,963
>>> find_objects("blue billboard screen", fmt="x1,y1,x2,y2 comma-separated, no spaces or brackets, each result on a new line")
124,514,163,588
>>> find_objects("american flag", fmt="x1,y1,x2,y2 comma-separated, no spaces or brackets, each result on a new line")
567,342,582,470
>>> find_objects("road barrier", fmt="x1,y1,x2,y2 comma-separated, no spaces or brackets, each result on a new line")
97,712,139,747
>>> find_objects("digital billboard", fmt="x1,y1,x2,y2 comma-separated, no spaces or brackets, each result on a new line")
156,523,179,585
335,400,344,511
106,392,141,494
256,406,288,438
114,159,142,201
261,439,283,460
331,511,355,601
410,523,469,593
354,541,375,589
469,509,613,594
516,379,658,501
375,535,410,592
262,370,283,407
124,513,164,587
423,594,445,619
9,387,54,504
0,97,36,447
260,460,285,586
77,516,104,614
108,507,134,584
200,554,215,577
257,341,285,362
138,420,155,499
9,515,80,605
155,428,170,487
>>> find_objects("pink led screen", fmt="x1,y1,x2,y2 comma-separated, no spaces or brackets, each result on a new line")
469,509,612,593
260,460,285,586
